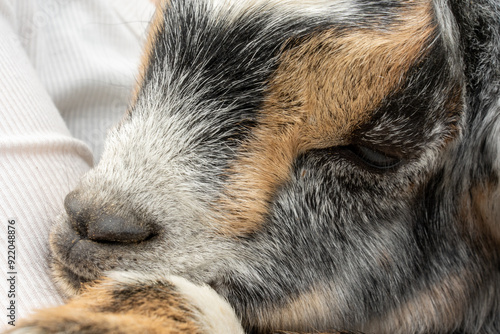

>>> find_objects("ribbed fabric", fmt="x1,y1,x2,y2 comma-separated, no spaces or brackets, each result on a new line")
0,0,154,329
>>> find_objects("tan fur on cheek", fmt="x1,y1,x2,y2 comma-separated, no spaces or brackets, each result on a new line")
265,285,346,331
470,182,500,246
363,273,469,333
218,2,435,235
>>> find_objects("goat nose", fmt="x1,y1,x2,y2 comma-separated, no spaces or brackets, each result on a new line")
64,192,154,243
87,213,152,243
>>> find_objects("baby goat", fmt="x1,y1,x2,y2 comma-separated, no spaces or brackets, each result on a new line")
8,0,500,333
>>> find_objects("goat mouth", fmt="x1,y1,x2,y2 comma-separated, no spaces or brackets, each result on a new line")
50,257,97,296
49,224,112,294
49,230,109,296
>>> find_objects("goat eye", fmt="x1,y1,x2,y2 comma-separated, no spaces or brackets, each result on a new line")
348,145,401,170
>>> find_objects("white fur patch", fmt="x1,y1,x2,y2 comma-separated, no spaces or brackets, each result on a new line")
168,275,245,334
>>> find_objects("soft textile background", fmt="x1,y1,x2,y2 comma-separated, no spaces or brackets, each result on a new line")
0,0,154,329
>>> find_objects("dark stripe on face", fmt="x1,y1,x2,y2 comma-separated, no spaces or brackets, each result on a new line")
354,30,463,158
136,0,314,142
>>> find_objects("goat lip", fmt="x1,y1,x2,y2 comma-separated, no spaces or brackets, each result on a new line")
50,233,105,288
50,257,96,296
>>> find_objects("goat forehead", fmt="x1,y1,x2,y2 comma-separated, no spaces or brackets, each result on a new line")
138,0,439,125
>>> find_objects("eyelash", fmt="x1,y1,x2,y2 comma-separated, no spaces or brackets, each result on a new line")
343,145,402,171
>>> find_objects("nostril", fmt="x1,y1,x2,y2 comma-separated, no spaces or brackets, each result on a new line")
64,191,89,237
88,214,154,243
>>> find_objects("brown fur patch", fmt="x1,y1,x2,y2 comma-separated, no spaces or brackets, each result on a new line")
217,2,436,235
14,310,186,334
12,278,202,334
